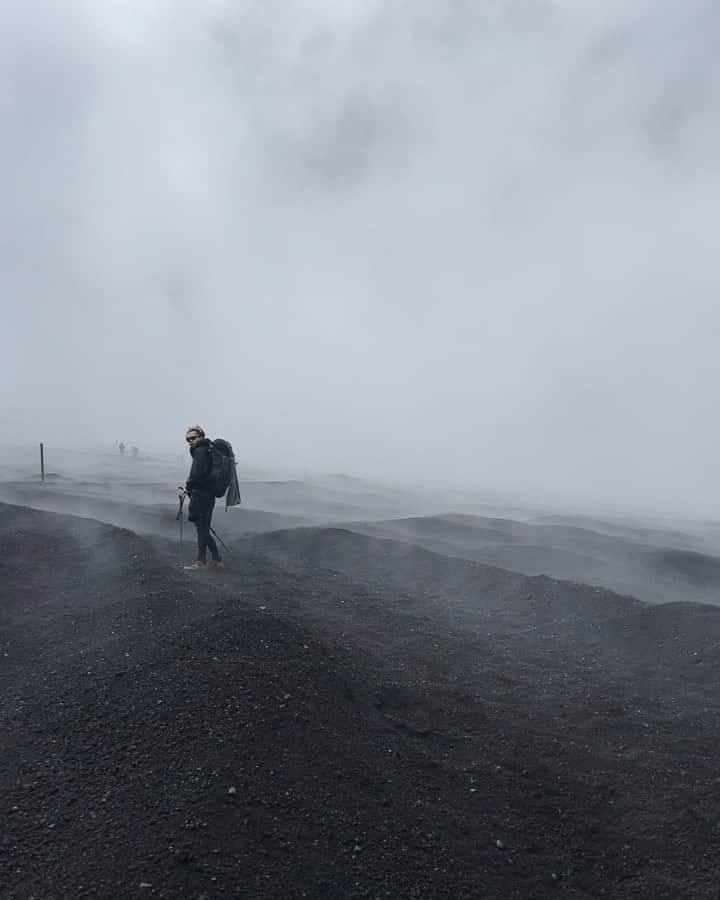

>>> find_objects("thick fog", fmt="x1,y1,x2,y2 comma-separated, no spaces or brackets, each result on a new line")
2,0,720,515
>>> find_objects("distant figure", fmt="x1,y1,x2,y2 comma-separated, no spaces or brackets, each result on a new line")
181,425,223,571
118,442,126,455
130,445,139,458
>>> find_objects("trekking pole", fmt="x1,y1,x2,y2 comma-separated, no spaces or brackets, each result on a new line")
176,488,186,546
209,525,231,554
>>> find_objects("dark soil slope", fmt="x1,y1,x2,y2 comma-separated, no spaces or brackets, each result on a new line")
338,515,720,606
3,506,720,899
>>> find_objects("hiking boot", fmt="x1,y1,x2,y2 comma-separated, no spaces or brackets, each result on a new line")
209,560,225,570
183,560,207,570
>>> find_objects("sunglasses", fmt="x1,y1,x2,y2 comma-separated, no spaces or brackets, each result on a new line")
186,434,200,443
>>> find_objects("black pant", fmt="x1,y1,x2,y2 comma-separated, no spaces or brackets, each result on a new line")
189,492,220,563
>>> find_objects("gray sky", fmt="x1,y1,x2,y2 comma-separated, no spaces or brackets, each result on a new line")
2,0,720,514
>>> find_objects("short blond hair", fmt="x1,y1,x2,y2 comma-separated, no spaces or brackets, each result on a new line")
186,425,205,438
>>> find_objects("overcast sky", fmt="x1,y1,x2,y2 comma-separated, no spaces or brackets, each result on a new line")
2,0,720,514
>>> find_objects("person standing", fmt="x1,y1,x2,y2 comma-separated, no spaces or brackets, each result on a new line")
182,425,223,570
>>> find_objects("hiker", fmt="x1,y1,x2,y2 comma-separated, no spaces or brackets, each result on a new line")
182,425,223,570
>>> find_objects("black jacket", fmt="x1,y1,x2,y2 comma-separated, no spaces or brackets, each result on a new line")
186,439,213,495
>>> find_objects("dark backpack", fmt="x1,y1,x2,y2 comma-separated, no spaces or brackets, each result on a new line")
207,438,240,505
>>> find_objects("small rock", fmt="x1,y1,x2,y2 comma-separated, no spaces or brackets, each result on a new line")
140,883,152,889
495,839,505,850
227,786,237,795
